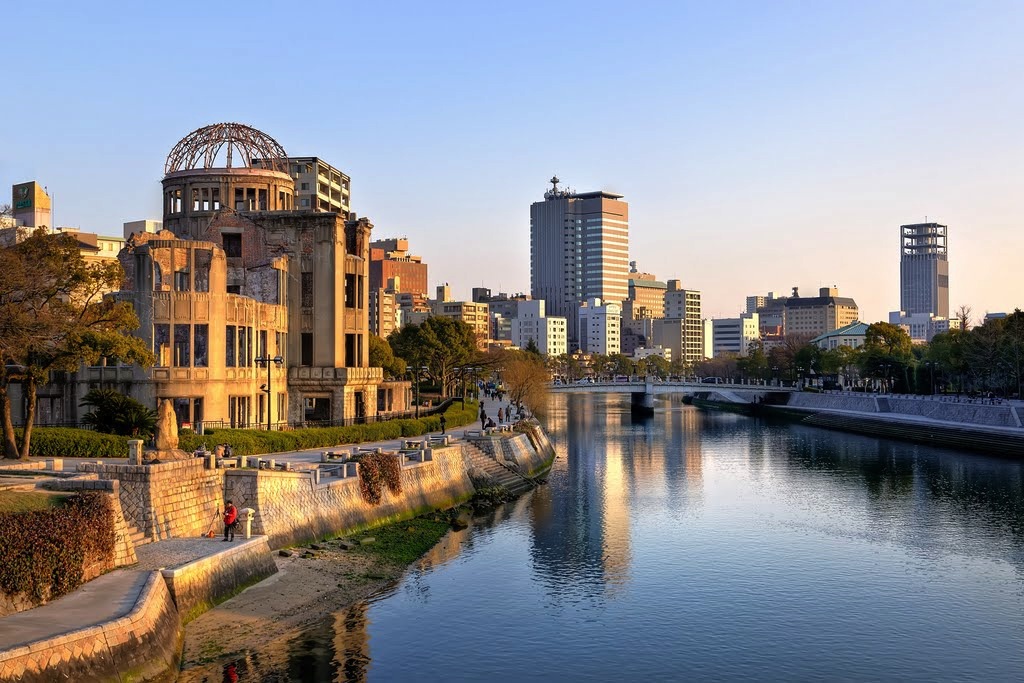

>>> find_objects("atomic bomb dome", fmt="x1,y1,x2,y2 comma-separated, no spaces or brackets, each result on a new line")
164,122,289,174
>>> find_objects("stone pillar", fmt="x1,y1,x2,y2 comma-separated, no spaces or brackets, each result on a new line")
128,440,143,465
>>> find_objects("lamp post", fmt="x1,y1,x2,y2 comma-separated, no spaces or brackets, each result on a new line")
796,365,804,390
924,361,936,395
254,354,284,431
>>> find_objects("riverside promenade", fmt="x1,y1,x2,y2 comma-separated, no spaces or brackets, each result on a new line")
0,396,536,683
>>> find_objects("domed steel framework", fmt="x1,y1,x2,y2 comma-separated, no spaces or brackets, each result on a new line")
164,122,289,175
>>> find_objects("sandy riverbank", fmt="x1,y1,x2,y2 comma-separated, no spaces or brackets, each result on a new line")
177,514,463,682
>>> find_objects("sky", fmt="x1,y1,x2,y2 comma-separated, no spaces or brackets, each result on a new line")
2,1,1022,323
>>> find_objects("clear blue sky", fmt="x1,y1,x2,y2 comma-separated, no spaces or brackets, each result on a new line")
3,1,1022,323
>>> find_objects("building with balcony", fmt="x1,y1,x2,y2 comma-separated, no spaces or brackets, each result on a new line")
782,286,859,338
577,298,621,355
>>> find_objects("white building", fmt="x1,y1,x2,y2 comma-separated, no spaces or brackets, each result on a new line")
511,300,567,356
633,346,671,361
810,321,869,350
887,311,960,343
577,298,621,355
711,312,759,357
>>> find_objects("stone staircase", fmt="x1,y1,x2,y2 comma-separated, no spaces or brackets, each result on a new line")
126,524,153,548
461,442,537,496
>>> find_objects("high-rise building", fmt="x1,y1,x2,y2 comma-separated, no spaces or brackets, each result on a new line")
900,222,949,318
655,281,704,365
530,177,629,349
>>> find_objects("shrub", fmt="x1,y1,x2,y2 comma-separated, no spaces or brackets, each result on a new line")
25,428,130,458
79,389,157,437
0,493,115,608
357,452,402,505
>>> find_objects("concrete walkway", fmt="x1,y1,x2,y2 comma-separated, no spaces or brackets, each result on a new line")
0,570,150,651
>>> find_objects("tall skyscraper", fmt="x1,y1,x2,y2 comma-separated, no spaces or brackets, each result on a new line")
530,177,629,349
900,222,949,318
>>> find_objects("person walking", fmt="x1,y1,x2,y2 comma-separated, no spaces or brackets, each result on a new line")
480,406,487,430
497,407,504,423
223,500,238,542
439,413,447,434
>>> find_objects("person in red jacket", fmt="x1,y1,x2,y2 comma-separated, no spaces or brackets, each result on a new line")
223,500,238,542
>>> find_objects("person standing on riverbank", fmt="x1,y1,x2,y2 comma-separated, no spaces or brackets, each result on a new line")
480,406,487,429
223,500,238,542
439,414,447,434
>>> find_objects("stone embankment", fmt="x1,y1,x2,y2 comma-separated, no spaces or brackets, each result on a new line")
0,419,557,683
706,392,1024,457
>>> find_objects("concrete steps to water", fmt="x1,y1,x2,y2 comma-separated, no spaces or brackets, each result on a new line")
801,413,1024,457
461,442,536,496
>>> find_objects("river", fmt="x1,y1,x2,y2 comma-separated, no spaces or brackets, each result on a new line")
244,392,1024,681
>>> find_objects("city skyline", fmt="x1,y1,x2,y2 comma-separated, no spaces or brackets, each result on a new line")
2,1,1022,322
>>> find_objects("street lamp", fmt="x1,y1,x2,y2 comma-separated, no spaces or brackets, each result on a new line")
254,354,284,431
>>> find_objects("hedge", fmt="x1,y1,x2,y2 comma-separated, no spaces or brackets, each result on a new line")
21,428,129,458
24,401,479,459
0,492,115,609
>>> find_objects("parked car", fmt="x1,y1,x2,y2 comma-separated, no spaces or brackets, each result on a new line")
701,377,723,384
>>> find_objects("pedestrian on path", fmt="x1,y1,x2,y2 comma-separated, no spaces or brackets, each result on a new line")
223,500,238,542
498,407,504,423
480,406,487,429
440,413,447,434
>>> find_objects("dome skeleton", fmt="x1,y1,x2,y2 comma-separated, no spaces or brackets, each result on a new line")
164,122,289,175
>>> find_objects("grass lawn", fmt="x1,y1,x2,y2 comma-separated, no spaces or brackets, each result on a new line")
0,490,71,515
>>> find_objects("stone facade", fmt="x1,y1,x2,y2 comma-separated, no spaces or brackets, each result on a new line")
222,445,475,549
78,459,225,542
0,571,181,683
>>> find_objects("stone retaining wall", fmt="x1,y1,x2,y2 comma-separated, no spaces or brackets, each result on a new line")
78,459,225,541
0,572,181,683
161,536,278,623
471,429,555,478
222,445,475,548
785,393,1020,429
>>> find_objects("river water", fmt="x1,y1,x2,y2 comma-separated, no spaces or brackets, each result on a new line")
259,393,1024,681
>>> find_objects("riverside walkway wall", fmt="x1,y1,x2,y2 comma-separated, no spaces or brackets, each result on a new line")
469,427,556,478
0,572,181,683
222,444,476,549
785,392,1021,428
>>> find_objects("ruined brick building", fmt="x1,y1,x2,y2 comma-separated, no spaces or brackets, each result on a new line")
104,122,406,428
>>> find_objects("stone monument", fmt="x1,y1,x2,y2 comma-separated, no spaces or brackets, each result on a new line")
144,399,192,463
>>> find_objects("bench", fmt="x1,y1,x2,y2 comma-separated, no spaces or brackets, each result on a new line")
402,439,425,449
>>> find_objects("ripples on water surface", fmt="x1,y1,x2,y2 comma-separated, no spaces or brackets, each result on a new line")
271,394,1024,681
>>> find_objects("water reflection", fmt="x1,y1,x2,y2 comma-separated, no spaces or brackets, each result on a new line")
242,394,1024,681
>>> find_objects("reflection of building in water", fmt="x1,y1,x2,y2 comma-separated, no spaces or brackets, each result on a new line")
530,393,632,600
659,405,704,502
331,603,371,683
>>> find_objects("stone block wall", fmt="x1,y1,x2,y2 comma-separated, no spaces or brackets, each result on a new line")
161,536,278,623
78,459,225,541
469,423,557,478
223,445,474,548
0,572,181,683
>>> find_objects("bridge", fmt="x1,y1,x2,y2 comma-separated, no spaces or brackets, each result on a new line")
550,380,797,414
